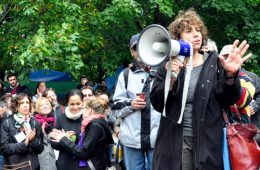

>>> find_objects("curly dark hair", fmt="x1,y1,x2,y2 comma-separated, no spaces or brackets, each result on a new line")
168,8,208,44
10,93,32,113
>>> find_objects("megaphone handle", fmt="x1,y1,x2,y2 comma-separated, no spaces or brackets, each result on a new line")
171,56,184,78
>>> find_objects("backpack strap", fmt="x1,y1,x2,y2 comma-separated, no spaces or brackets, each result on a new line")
123,67,129,89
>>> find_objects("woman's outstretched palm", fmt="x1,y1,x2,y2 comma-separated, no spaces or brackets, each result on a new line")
219,40,252,74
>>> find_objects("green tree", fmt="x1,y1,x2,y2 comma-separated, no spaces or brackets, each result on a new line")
200,0,260,74
0,0,259,84
92,0,260,77
0,0,93,81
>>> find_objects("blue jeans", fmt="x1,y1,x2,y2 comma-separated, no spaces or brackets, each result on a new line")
123,145,154,170
0,155,3,170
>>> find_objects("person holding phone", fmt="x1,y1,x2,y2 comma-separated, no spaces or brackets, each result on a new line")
112,34,161,170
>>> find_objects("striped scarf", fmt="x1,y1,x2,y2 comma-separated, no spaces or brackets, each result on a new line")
13,112,31,130
229,71,255,123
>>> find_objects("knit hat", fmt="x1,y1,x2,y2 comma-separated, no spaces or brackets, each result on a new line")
220,45,233,56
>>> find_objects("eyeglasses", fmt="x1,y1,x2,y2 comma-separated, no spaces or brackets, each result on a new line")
83,94,93,97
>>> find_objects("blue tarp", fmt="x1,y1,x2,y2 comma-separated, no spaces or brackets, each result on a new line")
30,70,72,82
105,65,124,94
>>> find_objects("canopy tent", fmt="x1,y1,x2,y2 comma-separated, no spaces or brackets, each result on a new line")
30,70,72,82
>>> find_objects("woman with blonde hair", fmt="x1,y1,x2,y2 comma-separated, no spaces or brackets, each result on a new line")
50,95,114,170
34,97,57,170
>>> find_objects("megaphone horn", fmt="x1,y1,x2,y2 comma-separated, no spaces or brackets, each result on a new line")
137,24,192,66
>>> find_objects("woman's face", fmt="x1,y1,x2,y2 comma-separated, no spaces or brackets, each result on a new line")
81,78,87,86
180,25,202,51
82,89,93,102
38,100,51,115
46,90,57,105
5,97,12,107
17,97,30,116
38,82,46,93
68,95,83,114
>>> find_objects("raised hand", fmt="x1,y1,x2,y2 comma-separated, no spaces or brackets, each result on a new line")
219,40,252,75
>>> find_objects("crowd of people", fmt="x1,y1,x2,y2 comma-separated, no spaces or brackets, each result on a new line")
0,72,114,170
0,8,259,170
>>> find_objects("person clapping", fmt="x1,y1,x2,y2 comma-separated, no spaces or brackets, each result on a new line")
50,95,113,170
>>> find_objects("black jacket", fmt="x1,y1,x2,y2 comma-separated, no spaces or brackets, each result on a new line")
51,112,82,170
5,84,32,97
0,116,44,170
59,118,114,170
151,52,241,170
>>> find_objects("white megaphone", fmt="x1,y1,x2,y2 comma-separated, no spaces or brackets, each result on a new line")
137,24,192,66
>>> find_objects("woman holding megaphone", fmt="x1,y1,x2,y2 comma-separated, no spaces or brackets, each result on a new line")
150,8,252,170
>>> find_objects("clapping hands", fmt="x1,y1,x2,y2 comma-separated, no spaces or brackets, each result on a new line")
24,126,36,145
49,129,67,143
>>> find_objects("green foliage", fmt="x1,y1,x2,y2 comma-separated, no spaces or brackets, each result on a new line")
0,0,259,84
0,0,87,82
200,0,260,74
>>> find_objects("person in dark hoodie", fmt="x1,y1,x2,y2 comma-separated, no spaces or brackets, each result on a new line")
50,95,113,170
